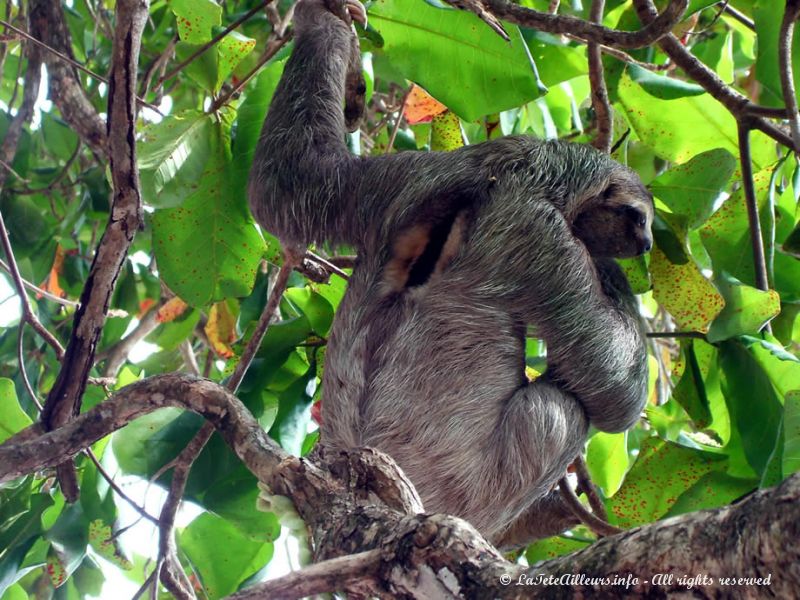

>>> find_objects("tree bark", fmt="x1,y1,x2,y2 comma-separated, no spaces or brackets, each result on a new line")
1,373,795,598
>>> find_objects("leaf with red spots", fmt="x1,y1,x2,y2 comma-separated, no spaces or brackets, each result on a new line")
430,110,464,151
618,70,774,168
217,31,256,91
701,167,800,298
404,84,448,124
650,148,736,229
608,438,725,528
172,0,221,44
152,111,265,306
45,548,67,588
650,247,725,333
88,520,133,570
157,297,190,323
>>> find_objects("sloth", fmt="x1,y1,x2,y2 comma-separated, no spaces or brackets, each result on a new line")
248,0,653,547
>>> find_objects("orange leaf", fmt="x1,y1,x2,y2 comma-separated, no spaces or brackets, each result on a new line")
404,84,447,125
205,301,237,359
156,297,188,323
39,245,66,299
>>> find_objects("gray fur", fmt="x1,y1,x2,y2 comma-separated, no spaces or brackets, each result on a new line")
248,0,651,546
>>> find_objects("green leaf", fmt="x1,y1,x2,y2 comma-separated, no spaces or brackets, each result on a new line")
283,288,334,337
664,471,756,516
753,1,800,107
171,0,221,44
586,431,629,496
627,64,704,100
672,340,712,428
139,110,212,209
216,30,256,90
706,276,780,342
719,340,784,477
618,69,774,168
608,438,726,528
0,379,32,443
701,166,800,298
112,408,200,476
41,114,79,162
784,390,800,475
152,115,265,306
650,148,736,229
204,479,282,542
522,32,587,87
525,535,590,563
179,513,272,599
370,0,544,120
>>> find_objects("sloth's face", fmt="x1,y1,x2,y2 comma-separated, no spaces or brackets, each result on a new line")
571,172,654,259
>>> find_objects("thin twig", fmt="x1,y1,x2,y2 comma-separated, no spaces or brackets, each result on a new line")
84,449,160,524
722,3,755,30
17,327,44,411
209,33,291,112
779,0,800,152
386,86,412,154
156,257,296,598
573,455,608,521
0,212,66,359
737,123,771,294
0,258,79,307
306,250,350,280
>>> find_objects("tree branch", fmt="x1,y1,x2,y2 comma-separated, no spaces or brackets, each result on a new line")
632,0,798,151
28,0,107,158
2,372,798,597
40,0,150,501
779,0,800,151
477,0,689,48
588,0,612,153
228,550,382,600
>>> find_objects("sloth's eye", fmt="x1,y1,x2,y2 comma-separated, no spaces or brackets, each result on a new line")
615,205,646,227
626,206,647,227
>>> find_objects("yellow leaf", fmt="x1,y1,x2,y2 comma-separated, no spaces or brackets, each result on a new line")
650,248,725,332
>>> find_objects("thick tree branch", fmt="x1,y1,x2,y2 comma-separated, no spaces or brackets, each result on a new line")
28,0,107,158
40,0,150,501
2,372,798,597
228,550,382,599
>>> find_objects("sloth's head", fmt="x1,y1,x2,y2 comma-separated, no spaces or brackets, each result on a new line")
571,168,654,259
